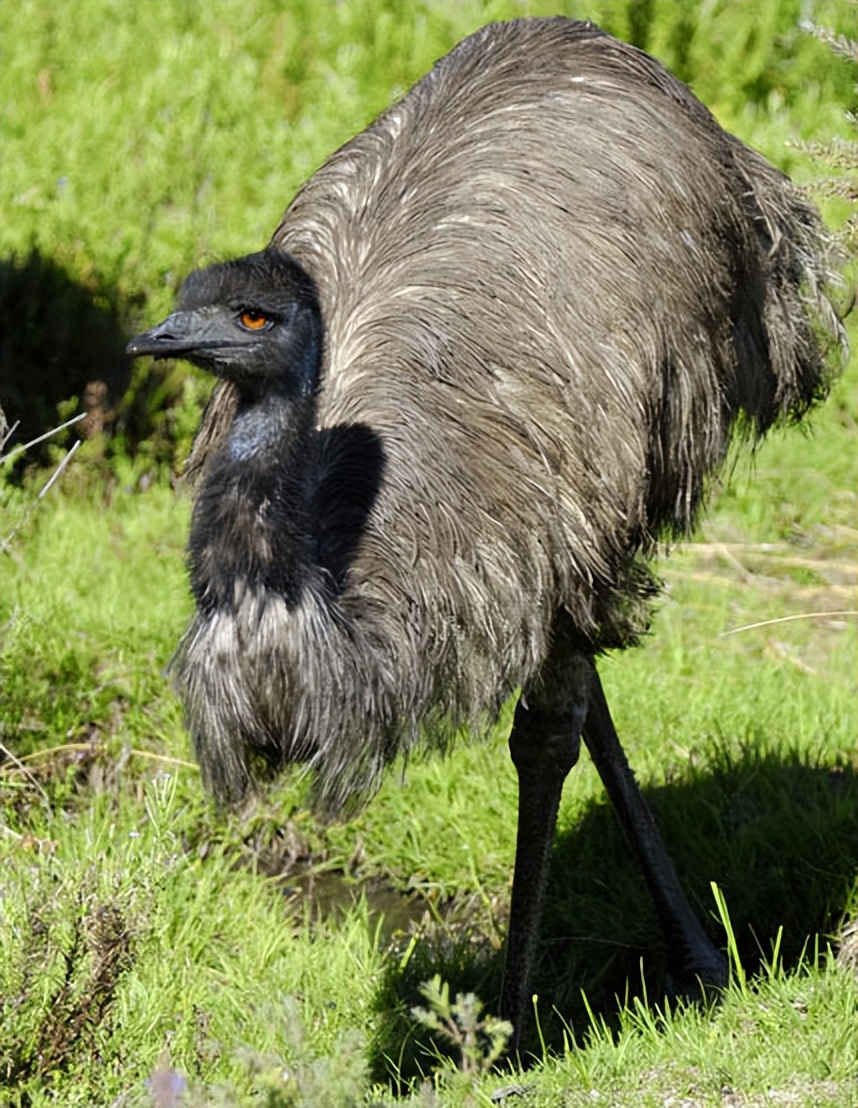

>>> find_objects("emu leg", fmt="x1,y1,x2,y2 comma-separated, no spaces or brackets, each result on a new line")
500,693,586,1051
582,661,728,986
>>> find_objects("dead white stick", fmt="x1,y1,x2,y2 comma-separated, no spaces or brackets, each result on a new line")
0,411,87,465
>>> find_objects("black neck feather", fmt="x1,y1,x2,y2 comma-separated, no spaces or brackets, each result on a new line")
188,385,316,614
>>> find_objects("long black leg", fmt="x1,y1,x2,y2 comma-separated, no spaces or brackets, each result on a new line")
500,646,726,1051
582,660,727,986
499,626,592,1051
500,695,584,1050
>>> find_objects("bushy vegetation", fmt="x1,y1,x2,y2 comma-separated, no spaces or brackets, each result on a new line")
1,1,856,1105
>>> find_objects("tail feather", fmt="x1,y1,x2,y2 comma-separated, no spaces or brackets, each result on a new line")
732,141,845,430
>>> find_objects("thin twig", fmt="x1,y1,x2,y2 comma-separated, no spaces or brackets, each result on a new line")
720,610,857,636
37,439,81,500
1,418,21,453
0,411,87,465
0,741,51,803
711,540,754,583
2,742,198,772
119,750,199,771
686,542,858,576
1,439,83,554
668,570,856,598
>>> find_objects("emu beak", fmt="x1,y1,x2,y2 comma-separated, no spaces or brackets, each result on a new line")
126,311,201,360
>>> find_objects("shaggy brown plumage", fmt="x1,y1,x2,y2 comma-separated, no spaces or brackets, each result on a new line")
156,18,840,808
128,16,842,1044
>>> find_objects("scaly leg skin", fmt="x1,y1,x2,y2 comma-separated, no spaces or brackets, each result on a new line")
582,660,728,990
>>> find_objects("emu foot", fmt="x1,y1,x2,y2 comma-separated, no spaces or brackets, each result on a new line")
664,942,729,1004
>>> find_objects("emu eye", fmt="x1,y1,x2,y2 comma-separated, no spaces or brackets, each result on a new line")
238,309,273,332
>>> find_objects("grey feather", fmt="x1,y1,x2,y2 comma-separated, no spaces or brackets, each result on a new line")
158,18,842,810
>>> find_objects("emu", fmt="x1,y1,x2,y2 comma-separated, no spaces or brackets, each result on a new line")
127,18,842,1048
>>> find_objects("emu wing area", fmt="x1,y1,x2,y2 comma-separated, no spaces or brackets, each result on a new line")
274,19,829,661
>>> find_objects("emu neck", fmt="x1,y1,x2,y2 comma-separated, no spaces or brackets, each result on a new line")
189,383,317,614
229,383,310,464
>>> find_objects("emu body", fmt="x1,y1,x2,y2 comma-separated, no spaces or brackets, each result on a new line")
128,18,841,1048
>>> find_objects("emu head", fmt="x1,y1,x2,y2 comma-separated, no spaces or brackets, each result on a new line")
126,248,323,401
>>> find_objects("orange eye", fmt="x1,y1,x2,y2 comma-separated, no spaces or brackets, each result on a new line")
239,309,271,331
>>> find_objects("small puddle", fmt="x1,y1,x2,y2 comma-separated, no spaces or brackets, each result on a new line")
278,866,437,943
242,829,504,948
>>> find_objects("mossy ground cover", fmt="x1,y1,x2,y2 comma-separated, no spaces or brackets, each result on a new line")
1,1,856,1104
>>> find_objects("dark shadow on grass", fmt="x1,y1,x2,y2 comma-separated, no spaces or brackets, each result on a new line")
368,744,857,1087
0,249,217,482
0,250,132,472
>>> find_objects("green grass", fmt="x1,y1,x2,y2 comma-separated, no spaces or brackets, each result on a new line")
1,465,856,1099
1,0,852,314
2,0,857,1105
